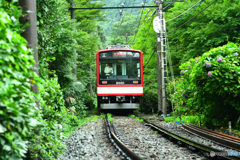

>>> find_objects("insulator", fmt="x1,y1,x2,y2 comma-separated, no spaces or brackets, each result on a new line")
119,10,122,16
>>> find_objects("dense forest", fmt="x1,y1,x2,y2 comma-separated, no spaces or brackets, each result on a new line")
1,0,240,159
98,0,153,46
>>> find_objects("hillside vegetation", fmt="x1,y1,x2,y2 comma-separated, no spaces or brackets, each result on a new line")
1,0,240,159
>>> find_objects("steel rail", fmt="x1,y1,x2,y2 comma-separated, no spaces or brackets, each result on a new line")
182,124,240,152
136,115,240,160
105,116,144,160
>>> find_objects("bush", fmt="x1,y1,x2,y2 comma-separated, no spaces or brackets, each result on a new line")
140,88,158,113
0,3,39,159
167,42,240,128
27,77,68,159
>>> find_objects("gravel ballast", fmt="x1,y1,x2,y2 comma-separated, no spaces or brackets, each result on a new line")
57,115,230,160
57,120,121,160
113,116,207,160
154,120,239,154
140,114,240,155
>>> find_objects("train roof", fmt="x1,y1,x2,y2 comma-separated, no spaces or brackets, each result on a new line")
97,48,142,53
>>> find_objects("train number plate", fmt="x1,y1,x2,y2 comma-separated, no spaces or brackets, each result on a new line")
116,82,124,85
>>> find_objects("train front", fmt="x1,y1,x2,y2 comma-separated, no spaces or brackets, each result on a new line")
97,49,143,110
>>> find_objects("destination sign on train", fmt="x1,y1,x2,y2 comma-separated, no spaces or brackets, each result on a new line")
113,52,126,56
99,52,140,58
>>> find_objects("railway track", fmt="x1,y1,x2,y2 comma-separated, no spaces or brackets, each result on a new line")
105,115,208,159
182,124,240,152
135,113,240,160
105,115,144,160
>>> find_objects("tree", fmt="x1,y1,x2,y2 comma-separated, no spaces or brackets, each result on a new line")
165,0,240,74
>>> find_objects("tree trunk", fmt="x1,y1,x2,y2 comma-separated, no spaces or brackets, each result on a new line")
19,0,39,109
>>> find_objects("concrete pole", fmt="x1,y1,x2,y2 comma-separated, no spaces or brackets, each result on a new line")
156,0,162,114
159,1,167,117
19,0,39,109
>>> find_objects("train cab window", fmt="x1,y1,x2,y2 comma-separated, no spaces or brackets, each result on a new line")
116,64,122,75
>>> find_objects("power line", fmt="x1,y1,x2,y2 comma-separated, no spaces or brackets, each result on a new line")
139,3,171,49
168,0,217,34
143,37,157,68
69,6,158,10
166,0,205,29
163,3,173,10
139,17,154,48
132,6,156,47
69,1,184,10
143,48,157,69
103,14,120,23
142,8,152,22
131,8,144,45
166,0,202,23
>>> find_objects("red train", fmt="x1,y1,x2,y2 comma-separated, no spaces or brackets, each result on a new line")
96,45,143,110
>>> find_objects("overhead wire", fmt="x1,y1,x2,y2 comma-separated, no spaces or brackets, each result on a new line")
138,17,154,49
139,3,172,50
166,0,205,29
131,0,146,45
143,37,157,68
164,31,176,121
163,3,173,10
163,0,217,119
168,0,217,35
166,0,202,23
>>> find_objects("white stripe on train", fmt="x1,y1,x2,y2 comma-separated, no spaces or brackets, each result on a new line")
97,87,143,94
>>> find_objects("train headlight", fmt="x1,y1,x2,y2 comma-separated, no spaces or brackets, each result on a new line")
102,81,107,84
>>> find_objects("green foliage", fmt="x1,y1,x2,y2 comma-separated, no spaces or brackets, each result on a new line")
110,12,142,41
37,0,77,87
130,114,135,118
0,2,40,159
166,0,240,74
107,113,114,121
27,77,66,159
164,115,202,125
140,87,158,113
130,8,159,113
167,43,240,128
74,98,88,118
135,117,144,122
129,115,143,122
0,0,105,159
100,113,105,119
97,0,153,38
64,81,94,112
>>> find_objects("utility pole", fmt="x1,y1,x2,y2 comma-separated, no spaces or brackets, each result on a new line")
19,0,39,109
159,0,167,117
71,2,77,80
155,0,163,115
154,0,184,117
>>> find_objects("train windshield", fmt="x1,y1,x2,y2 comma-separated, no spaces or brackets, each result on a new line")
99,51,141,80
